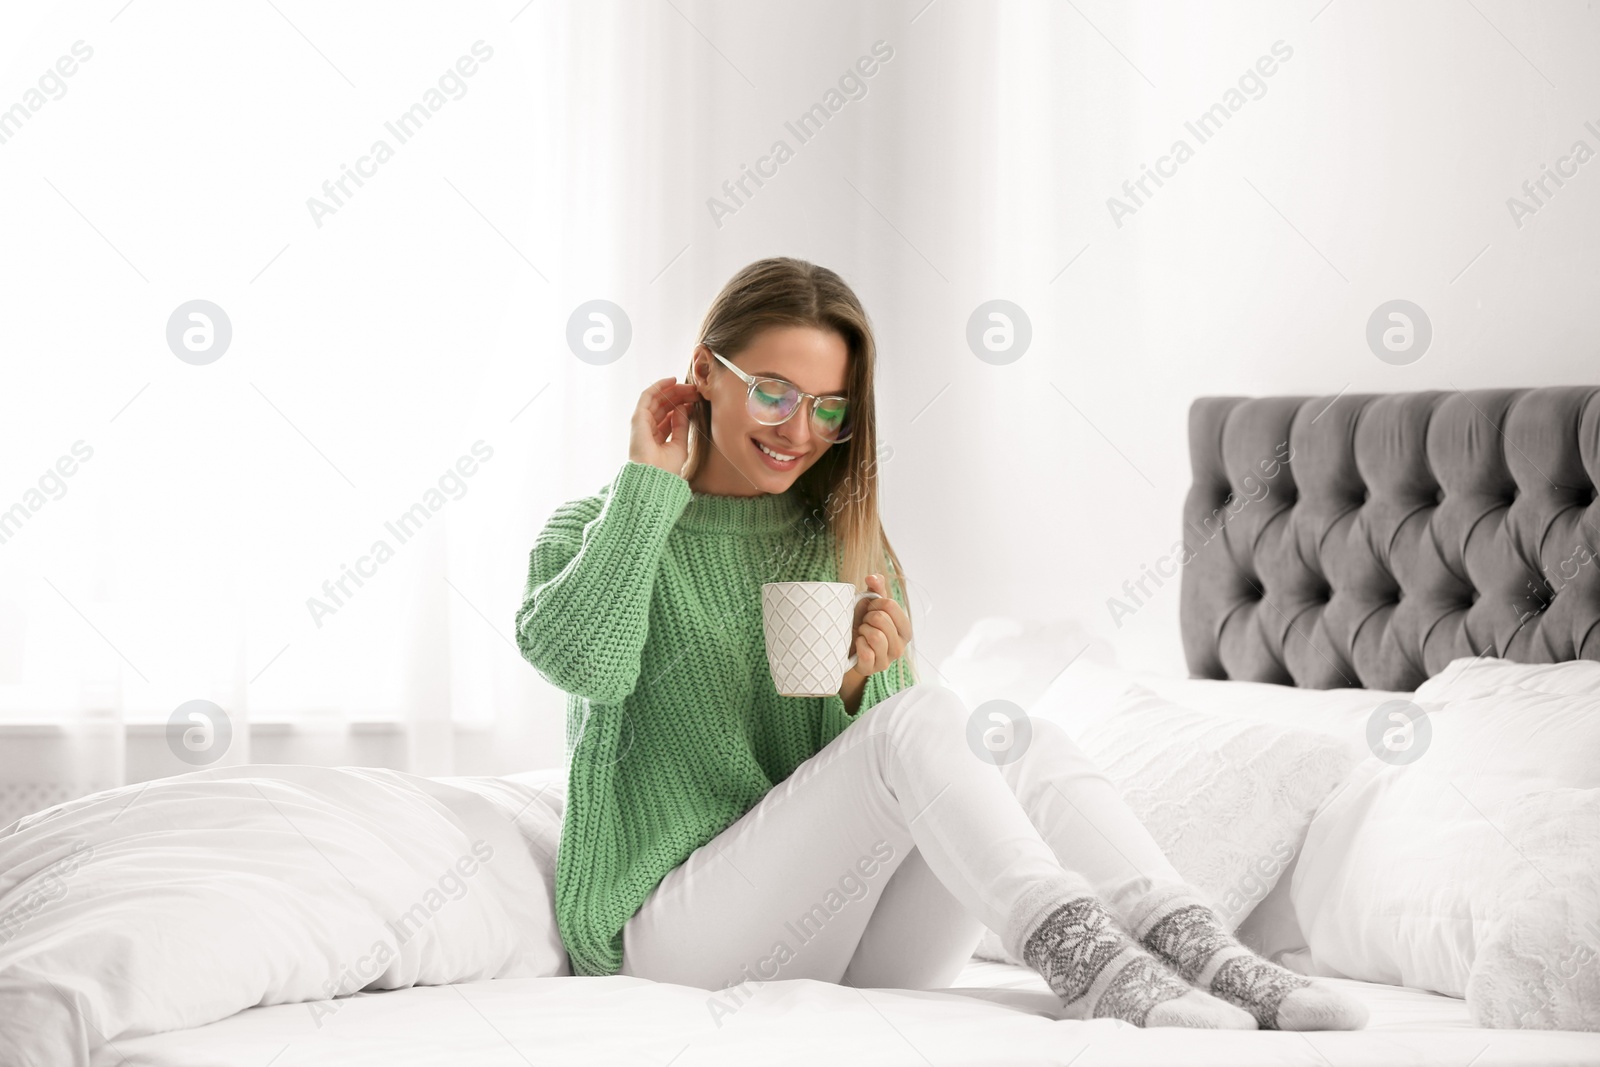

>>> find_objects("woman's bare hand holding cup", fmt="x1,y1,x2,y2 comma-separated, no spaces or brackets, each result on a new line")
837,573,909,714
629,377,698,477
847,573,911,680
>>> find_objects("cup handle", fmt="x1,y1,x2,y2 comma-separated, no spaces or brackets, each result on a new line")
843,590,884,675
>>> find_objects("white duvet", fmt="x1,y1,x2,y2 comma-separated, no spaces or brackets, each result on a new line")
0,765,568,1066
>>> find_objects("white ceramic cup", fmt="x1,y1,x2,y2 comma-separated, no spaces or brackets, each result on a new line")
761,581,883,697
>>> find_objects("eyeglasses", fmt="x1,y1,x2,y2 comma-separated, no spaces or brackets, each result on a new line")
709,349,853,443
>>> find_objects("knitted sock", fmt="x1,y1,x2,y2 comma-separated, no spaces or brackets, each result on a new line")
1128,883,1368,1031
1007,878,1256,1029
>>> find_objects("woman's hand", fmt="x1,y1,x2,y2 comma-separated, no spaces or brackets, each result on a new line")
629,376,699,477
847,573,910,679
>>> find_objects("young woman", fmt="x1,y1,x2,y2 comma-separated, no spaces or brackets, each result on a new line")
514,257,1366,1031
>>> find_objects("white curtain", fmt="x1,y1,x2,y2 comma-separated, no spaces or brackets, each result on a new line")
0,0,1122,815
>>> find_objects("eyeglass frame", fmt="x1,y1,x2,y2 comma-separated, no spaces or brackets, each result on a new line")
706,348,854,442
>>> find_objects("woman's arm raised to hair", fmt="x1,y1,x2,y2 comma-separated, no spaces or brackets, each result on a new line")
514,460,691,705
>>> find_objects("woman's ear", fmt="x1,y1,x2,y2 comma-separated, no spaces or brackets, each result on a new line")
690,345,713,402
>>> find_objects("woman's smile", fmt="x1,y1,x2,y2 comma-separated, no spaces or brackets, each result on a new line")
752,437,802,470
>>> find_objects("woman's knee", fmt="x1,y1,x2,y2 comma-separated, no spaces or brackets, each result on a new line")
861,682,998,773
866,682,970,739
869,689,1102,776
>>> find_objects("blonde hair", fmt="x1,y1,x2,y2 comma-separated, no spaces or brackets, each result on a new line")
683,257,918,684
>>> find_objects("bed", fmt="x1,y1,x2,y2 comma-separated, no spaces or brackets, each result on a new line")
5,386,1599,1066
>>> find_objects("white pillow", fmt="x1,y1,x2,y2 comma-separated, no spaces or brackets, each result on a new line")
0,766,568,1061
1128,674,1416,747
1029,659,1415,754
1118,676,1441,971
1417,656,1600,701
1232,847,1315,969
1066,685,1364,929
1291,660,1600,1029
1013,666,1424,959
975,683,1364,968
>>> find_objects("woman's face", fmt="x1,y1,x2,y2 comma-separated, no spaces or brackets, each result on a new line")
690,325,849,496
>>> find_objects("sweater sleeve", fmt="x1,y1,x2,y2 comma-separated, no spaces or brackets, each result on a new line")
818,570,916,744
515,460,692,706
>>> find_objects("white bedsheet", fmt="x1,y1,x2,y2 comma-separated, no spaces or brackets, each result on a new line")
100,957,1600,1067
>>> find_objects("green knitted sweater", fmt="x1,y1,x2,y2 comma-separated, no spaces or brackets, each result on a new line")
514,459,913,977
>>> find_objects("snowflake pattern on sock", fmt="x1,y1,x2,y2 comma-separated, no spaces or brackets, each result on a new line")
1092,952,1194,1026
1140,903,1232,981
1021,896,1127,1003
1140,900,1311,1029
1210,955,1311,1029
1022,895,1188,1023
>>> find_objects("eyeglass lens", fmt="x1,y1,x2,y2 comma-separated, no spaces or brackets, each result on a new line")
749,379,851,441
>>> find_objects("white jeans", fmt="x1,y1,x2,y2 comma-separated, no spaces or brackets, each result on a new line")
618,682,1183,991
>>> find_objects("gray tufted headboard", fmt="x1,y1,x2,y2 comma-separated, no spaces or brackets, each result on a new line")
1180,386,1600,691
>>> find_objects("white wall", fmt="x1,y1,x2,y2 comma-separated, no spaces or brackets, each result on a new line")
0,0,1594,782
832,0,1600,678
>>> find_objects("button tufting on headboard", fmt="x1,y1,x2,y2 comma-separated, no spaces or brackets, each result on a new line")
1179,386,1600,690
